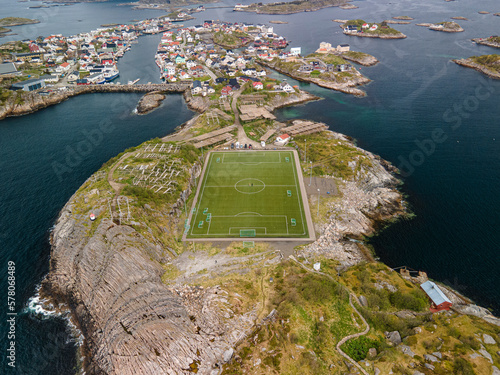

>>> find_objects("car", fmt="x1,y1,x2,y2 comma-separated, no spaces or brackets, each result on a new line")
244,144,247,149
248,144,252,149
231,143,234,149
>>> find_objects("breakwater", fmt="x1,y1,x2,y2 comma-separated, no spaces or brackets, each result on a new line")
0,83,191,120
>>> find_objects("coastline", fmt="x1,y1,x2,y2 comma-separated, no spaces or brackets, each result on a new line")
0,83,190,121
453,58,500,80
40,93,500,372
257,60,370,97
472,37,500,49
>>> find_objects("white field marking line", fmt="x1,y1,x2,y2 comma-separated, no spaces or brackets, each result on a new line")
204,184,296,188
290,150,307,235
213,214,287,218
235,212,263,216
207,215,212,235
190,231,305,236
190,153,215,236
228,227,268,235
234,178,266,194
285,215,289,235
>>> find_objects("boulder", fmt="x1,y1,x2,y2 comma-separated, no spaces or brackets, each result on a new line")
424,363,435,370
386,331,402,345
484,334,497,344
432,352,442,359
424,354,440,362
223,348,234,363
479,348,493,363
368,348,377,358
358,295,368,307
399,345,415,358
492,366,500,375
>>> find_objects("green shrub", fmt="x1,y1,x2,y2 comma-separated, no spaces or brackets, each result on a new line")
453,357,476,375
389,290,428,311
341,336,381,361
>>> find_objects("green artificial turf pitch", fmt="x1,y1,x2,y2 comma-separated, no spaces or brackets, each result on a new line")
186,150,308,238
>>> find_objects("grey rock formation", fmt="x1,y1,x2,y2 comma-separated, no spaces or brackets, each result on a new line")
386,331,402,345
358,295,368,307
424,354,440,362
399,345,415,357
41,209,254,375
484,334,497,344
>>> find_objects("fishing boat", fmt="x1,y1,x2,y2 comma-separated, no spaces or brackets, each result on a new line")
103,66,119,82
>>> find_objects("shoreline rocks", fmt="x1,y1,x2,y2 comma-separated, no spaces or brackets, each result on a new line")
0,83,190,121
136,92,166,114
258,60,370,97
453,58,500,80
472,37,500,49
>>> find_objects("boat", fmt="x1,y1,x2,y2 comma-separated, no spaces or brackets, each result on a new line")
128,78,140,85
103,67,119,82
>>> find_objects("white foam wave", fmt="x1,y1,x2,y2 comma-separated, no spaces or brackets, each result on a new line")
24,285,58,319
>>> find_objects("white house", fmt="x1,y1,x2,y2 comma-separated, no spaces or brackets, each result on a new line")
280,81,294,93
275,134,290,146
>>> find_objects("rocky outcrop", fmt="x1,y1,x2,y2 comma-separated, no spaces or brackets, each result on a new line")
258,60,370,97
264,90,320,111
472,37,500,49
453,58,500,80
428,22,464,32
136,92,166,114
41,200,255,374
339,52,379,66
0,83,190,120
299,131,406,265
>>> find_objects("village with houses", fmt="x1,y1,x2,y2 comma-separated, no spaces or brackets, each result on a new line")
0,16,376,149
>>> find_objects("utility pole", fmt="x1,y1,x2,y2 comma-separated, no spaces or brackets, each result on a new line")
317,188,320,217
304,139,307,163
309,161,312,186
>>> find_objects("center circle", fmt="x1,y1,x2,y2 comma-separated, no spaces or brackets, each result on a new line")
234,178,266,194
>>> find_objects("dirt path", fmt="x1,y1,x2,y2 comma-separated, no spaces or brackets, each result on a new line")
289,255,370,375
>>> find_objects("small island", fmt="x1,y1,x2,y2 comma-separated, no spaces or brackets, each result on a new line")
428,21,464,32
451,16,468,20
0,17,39,27
392,15,413,20
472,36,500,49
234,0,347,14
341,19,407,39
453,54,500,79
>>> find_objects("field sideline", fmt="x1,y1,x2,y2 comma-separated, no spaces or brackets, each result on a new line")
184,150,314,241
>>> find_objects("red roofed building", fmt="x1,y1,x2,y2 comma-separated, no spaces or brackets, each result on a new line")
275,134,290,146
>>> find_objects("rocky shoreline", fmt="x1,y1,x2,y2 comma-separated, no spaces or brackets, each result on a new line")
0,83,190,120
136,92,166,114
39,115,408,374
38,79,500,373
258,60,370,97
472,37,500,49
453,58,500,79
339,52,379,66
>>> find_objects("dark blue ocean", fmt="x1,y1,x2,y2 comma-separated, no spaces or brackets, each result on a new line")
1,0,499,373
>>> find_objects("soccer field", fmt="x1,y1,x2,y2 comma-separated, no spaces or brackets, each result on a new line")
186,150,309,239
